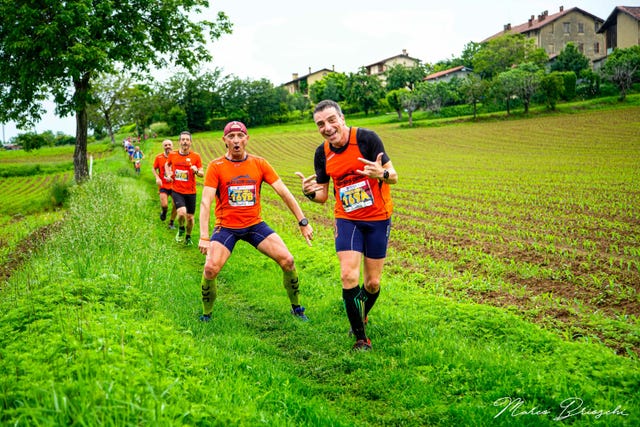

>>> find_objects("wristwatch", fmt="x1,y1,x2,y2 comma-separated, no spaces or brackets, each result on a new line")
298,218,309,227
382,169,390,180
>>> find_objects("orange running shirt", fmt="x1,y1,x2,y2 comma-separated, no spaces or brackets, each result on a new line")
153,152,173,190
166,150,202,195
319,127,393,221
204,154,279,229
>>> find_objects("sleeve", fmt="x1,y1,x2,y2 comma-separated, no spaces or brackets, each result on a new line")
204,162,218,188
261,158,280,184
358,128,390,164
313,144,329,184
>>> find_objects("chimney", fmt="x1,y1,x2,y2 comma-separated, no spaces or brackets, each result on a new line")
560,6,564,12
308,67,311,74
292,73,298,80
528,18,533,27
504,23,511,31
332,65,335,71
402,49,407,56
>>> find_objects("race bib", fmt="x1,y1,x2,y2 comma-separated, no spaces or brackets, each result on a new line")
339,180,374,212
228,184,256,206
175,169,189,182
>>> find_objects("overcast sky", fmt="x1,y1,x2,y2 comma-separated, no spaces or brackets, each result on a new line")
2,1,624,141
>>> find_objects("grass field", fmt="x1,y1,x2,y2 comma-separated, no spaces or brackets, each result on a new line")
1,101,639,426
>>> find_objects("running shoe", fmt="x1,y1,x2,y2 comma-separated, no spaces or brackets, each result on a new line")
185,236,193,246
199,314,212,322
352,338,372,351
175,227,185,242
160,211,167,221
168,223,176,230
291,306,309,321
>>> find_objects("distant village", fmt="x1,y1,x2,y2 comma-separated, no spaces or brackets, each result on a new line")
281,5,640,96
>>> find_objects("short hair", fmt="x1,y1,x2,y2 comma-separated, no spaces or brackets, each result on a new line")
179,131,192,141
314,99,342,116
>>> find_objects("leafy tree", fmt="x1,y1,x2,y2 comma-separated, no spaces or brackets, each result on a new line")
550,42,590,76
346,68,385,115
601,46,640,101
0,1,231,183
285,92,311,118
385,63,426,91
460,41,483,69
514,63,543,113
244,79,289,126
540,72,564,110
308,73,347,104
417,81,454,114
220,77,250,123
558,71,577,101
386,89,410,119
127,84,157,138
399,90,421,126
86,72,133,145
166,106,188,135
473,34,548,79
460,74,486,119
492,71,520,115
577,69,601,99
161,70,225,132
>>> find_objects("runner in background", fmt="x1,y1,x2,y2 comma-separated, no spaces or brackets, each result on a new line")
152,139,177,228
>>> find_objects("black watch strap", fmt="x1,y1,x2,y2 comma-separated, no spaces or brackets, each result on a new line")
298,218,309,227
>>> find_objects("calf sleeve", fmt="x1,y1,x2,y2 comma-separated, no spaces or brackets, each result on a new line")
343,287,367,341
363,286,380,318
201,276,217,316
283,268,300,306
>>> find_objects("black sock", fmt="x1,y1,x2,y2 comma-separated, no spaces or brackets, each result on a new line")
162,207,168,215
363,286,380,318
343,287,367,341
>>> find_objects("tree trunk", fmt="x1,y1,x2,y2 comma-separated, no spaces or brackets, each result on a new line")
73,73,91,183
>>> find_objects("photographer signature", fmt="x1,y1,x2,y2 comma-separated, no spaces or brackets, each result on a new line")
493,397,629,421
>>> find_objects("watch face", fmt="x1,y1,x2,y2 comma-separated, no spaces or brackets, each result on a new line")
299,218,308,226
383,170,389,179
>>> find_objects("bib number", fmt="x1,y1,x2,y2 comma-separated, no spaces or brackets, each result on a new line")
228,185,256,206
339,180,374,212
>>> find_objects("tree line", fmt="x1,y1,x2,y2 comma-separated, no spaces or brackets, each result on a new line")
86,34,640,142
1,1,638,182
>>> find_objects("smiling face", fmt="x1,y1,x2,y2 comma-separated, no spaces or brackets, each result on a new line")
223,131,249,160
313,106,348,148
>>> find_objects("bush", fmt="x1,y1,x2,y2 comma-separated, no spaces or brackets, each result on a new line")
50,180,72,207
149,121,171,137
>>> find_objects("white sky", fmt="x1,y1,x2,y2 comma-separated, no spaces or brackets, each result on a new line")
1,0,625,142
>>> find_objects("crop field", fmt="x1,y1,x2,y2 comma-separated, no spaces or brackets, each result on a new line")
190,106,640,356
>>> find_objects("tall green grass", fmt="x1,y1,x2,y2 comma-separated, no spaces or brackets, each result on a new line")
2,128,639,425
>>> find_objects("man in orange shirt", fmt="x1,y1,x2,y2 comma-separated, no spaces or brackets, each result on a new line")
296,100,398,351
152,139,177,228
165,131,204,246
197,121,314,322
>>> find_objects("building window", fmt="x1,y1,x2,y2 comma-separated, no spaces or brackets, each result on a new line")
578,43,584,53
595,22,600,32
577,22,584,34
563,22,570,34
550,23,554,34
594,42,600,54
